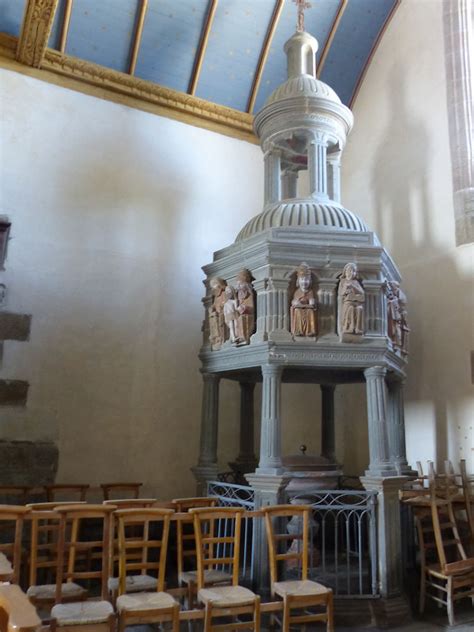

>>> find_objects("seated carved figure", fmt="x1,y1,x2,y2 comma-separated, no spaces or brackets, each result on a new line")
290,263,317,337
338,262,365,340
208,277,227,350
235,269,255,345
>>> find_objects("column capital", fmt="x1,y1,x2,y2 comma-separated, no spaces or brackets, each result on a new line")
261,363,284,378
364,365,387,379
201,371,220,383
320,383,336,393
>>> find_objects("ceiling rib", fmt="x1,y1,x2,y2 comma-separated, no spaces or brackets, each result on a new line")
246,0,285,114
349,0,400,109
316,0,347,78
59,0,73,53
188,0,219,96
129,0,148,75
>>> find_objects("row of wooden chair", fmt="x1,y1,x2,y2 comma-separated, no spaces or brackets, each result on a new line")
0,499,334,632
0,482,143,504
402,459,474,626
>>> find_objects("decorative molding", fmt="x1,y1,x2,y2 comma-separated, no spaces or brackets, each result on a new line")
0,33,256,143
349,0,401,109
16,0,59,68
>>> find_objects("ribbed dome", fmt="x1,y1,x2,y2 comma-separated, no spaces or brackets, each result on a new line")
265,74,341,106
236,200,368,242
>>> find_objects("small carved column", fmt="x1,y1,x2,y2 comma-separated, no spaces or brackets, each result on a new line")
308,133,328,198
257,364,284,474
281,169,298,199
264,149,282,205
230,382,257,474
387,379,413,475
317,280,337,335
364,366,398,477
364,281,386,337
253,275,292,343
327,151,341,203
192,372,220,494
321,384,336,462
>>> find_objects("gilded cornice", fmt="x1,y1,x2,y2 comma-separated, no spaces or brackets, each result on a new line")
0,32,256,143
16,0,59,68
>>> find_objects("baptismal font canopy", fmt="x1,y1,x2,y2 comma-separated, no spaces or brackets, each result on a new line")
193,3,413,602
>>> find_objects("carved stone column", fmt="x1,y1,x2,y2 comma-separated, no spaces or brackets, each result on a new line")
363,280,386,337
264,149,281,205
252,276,292,343
317,280,337,335
192,372,220,495
327,151,341,203
387,379,413,475
364,366,398,477
281,169,298,199
321,384,336,462
257,364,284,475
230,381,257,474
308,134,328,198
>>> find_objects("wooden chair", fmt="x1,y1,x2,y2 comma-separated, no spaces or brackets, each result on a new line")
413,468,474,626
173,496,230,608
190,506,260,632
103,498,156,509
0,505,30,584
460,459,474,546
263,505,334,632
0,584,41,632
101,483,142,501
49,505,115,631
115,508,179,632
26,508,87,607
0,486,32,505
44,485,89,503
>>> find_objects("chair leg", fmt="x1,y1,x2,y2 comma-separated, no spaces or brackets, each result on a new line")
282,597,290,632
204,601,213,632
172,603,180,632
254,595,261,632
446,577,455,627
327,591,334,632
419,570,426,614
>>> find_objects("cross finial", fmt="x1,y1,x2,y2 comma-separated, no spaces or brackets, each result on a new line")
293,0,312,32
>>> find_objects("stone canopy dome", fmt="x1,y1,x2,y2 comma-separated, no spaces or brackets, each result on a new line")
265,74,342,107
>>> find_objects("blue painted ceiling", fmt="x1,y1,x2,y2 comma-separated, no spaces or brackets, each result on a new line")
1,0,398,112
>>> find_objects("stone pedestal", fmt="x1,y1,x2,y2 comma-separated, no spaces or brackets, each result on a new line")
245,472,289,591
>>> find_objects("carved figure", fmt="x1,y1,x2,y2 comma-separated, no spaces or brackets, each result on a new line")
386,281,402,351
398,285,410,356
338,263,365,340
208,277,227,350
235,269,255,345
223,286,240,343
290,263,317,337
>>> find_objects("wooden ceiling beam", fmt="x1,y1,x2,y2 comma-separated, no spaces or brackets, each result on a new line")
58,0,73,53
129,0,148,75
349,0,401,109
188,0,219,96
316,0,347,78
16,0,60,68
246,0,285,114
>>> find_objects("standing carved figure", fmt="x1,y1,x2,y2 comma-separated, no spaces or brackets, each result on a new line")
290,263,317,337
338,263,365,340
235,269,255,345
398,284,410,356
386,281,402,351
223,286,240,344
208,277,227,350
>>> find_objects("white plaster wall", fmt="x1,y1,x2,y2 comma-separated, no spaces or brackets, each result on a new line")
341,0,474,474
0,69,321,498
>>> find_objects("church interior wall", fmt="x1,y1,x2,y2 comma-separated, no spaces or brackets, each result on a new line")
341,0,473,474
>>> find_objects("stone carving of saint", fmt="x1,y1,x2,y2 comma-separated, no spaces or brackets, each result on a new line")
338,262,365,340
223,286,240,343
208,277,227,350
386,281,402,351
235,269,255,345
290,263,317,337
398,284,410,357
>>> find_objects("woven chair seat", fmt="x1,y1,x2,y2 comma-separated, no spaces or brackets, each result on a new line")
108,574,157,593
180,569,232,585
27,582,86,601
198,585,256,608
51,600,114,624
117,591,176,613
0,553,12,580
274,579,331,598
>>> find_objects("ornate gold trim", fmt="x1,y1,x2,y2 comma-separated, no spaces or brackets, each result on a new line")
0,33,257,143
16,0,59,68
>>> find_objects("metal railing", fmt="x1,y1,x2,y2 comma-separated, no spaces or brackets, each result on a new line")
289,489,378,597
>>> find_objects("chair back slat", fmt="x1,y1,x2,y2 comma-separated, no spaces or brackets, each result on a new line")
101,483,142,500
172,497,217,578
44,485,89,503
0,505,30,584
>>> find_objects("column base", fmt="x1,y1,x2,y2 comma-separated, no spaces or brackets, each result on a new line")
191,464,219,496
364,465,399,478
